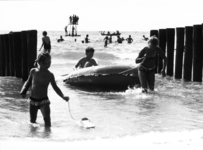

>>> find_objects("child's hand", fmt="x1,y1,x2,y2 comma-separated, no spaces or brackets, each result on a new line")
63,96,69,102
20,93,26,98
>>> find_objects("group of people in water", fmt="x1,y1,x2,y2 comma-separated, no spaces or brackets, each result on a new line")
103,35,133,47
20,31,167,128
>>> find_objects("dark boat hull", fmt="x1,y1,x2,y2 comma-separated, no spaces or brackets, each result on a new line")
63,65,140,90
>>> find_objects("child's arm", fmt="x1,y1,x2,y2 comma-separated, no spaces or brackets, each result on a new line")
157,47,167,77
50,73,69,102
20,69,34,98
39,38,44,51
135,48,146,64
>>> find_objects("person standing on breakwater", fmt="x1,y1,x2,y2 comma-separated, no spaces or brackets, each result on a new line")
75,47,98,69
135,36,167,93
64,26,68,36
20,52,69,127
39,31,51,53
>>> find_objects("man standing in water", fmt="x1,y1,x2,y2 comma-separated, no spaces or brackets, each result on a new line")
75,47,98,69
126,35,133,44
85,34,90,43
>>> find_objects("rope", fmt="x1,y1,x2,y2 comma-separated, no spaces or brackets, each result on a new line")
68,101,76,121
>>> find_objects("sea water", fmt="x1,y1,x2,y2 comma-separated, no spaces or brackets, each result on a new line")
0,31,203,149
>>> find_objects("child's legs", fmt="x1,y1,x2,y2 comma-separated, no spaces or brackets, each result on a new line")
138,70,148,92
147,71,155,91
30,104,38,123
40,104,51,127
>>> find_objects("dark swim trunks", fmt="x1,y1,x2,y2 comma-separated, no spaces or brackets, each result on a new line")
30,96,50,107
44,42,51,50
138,65,155,74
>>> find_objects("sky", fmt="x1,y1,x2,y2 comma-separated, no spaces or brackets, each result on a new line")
0,0,203,32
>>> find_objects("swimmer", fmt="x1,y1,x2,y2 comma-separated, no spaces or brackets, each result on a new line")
126,35,133,44
75,47,98,69
85,34,90,43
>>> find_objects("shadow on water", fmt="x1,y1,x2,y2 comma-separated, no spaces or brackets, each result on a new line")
64,83,141,93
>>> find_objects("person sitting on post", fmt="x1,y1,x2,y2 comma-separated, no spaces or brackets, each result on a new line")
75,47,98,69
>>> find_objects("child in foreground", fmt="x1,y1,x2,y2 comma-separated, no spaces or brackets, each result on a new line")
20,52,69,127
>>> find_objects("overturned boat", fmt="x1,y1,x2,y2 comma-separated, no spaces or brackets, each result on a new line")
63,65,140,91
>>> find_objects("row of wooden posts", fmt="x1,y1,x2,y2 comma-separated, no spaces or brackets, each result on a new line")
0,30,37,81
151,25,203,82
0,27,202,82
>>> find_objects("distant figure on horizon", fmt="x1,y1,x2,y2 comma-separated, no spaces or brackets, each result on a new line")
72,26,75,36
143,35,149,41
116,35,122,43
126,35,133,44
109,35,112,43
69,16,72,24
64,26,68,36
39,31,51,53
75,47,98,69
116,30,120,34
104,36,108,47
57,35,64,43
85,34,90,43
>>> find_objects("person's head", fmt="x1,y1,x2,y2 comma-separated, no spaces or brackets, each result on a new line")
86,34,89,37
42,31,47,36
34,52,51,69
129,35,131,37
148,36,159,48
85,47,95,59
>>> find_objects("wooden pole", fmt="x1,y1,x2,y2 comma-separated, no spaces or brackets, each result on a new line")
12,32,22,78
27,30,37,72
150,30,158,37
183,26,193,81
0,35,6,76
192,25,203,82
4,34,10,76
150,30,159,73
166,28,175,76
158,29,166,73
175,27,185,79
21,31,29,81
0,35,3,76
8,33,15,76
